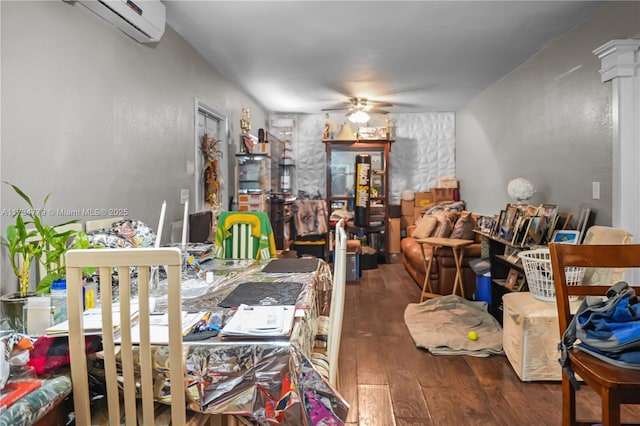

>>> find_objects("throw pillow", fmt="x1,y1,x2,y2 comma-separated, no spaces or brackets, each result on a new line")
432,209,459,225
413,215,438,239
434,217,453,238
450,211,477,240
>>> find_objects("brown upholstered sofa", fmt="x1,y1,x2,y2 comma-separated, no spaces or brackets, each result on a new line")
400,208,482,298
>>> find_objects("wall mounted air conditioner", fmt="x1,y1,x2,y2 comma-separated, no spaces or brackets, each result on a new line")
78,0,166,43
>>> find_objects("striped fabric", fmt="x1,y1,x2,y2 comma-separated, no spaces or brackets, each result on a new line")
214,212,277,259
228,223,255,259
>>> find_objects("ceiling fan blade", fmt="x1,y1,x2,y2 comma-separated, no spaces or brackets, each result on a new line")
321,107,350,111
368,108,390,114
367,101,394,107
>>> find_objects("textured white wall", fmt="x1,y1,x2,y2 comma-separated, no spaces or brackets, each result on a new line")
291,112,455,205
0,1,266,294
390,113,456,204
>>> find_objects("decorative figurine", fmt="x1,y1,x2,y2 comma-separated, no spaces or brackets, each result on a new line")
323,114,330,140
240,108,251,134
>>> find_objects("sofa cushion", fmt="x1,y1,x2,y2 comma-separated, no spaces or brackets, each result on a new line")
430,210,455,238
413,215,438,239
434,217,453,238
450,211,476,240
433,209,460,225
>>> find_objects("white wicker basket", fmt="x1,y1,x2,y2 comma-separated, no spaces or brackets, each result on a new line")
518,248,585,302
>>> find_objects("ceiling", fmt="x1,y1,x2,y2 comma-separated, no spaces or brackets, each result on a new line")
165,1,606,115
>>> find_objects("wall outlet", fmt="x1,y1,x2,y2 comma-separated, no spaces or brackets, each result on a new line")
180,189,189,205
592,181,600,200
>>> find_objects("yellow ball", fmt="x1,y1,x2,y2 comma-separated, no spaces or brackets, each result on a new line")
468,331,478,341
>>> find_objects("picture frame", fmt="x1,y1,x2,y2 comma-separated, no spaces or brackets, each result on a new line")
503,245,522,265
526,216,542,245
510,214,526,246
576,207,591,244
537,203,558,244
551,230,581,244
558,212,573,230
505,268,520,290
494,210,506,237
513,275,526,292
501,204,519,241
513,217,531,247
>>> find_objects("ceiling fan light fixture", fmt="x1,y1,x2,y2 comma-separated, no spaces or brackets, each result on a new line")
348,110,370,124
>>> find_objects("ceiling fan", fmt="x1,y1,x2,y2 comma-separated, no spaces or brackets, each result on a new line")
321,97,393,123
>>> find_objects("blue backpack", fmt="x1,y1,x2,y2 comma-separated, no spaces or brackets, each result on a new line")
559,281,640,390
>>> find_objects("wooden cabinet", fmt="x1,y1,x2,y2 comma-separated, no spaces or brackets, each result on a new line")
324,138,393,262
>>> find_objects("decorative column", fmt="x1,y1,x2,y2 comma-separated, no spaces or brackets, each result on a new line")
594,39,640,280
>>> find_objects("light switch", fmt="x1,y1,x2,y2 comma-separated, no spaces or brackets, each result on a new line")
592,182,600,200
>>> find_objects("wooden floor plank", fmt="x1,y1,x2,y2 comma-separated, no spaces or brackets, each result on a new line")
336,259,640,425
356,335,389,385
339,336,359,424
383,335,431,420
357,384,396,426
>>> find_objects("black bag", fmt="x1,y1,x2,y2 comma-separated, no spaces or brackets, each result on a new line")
559,281,640,389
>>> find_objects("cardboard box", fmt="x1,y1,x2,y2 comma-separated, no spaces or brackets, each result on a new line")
401,199,414,216
436,176,459,189
238,193,264,204
414,191,434,207
432,187,456,202
401,215,415,229
388,218,401,253
238,202,263,212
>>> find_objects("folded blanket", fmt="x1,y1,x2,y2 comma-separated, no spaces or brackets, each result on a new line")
404,295,503,357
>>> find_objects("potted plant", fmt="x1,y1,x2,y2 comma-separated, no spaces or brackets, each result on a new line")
35,224,90,295
1,183,86,331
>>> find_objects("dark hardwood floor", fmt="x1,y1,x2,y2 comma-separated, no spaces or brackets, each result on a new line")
338,256,640,425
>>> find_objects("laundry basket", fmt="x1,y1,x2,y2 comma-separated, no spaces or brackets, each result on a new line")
518,248,585,302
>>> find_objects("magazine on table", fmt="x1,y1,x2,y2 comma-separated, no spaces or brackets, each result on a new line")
44,300,147,336
116,311,209,344
220,304,296,338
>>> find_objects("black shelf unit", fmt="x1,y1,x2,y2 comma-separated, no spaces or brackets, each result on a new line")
476,231,533,323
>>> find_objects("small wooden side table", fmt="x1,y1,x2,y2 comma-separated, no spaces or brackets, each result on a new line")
416,237,475,302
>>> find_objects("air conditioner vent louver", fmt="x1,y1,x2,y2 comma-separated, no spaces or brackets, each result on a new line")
78,0,166,44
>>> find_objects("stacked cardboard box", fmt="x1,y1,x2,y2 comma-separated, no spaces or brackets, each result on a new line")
388,218,401,253
400,187,460,230
401,198,414,229
237,193,266,211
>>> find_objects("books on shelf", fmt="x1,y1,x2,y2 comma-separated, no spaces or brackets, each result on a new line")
220,304,296,338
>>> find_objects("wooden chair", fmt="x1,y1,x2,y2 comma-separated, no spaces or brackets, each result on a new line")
312,219,347,388
328,219,347,388
170,220,184,245
66,248,188,425
85,216,124,233
549,242,640,426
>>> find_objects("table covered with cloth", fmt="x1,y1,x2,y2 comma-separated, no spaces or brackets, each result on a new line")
109,257,347,425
